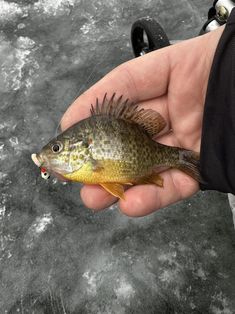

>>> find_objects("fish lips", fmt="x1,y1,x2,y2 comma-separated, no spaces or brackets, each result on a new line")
32,153,71,182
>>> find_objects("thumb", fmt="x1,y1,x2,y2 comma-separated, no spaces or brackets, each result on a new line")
60,47,171,131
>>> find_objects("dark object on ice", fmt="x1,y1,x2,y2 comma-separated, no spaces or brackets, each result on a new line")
199,0,235,34
131,17,170,57
131,0,235,56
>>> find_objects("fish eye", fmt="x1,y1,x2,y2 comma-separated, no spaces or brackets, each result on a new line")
51,142,63,153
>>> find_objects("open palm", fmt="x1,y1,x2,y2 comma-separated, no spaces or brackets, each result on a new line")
61,26,224,217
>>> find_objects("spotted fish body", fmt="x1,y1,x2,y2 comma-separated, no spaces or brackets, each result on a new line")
33,94,200,199
64,117,174,182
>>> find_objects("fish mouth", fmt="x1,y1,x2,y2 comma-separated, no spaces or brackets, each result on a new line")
31,152,51,170
31,153,44,167
31,153,71,182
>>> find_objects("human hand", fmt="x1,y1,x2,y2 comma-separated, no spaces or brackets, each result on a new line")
61,26,224,217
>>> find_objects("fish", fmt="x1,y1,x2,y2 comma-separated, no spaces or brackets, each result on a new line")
31,93,201,199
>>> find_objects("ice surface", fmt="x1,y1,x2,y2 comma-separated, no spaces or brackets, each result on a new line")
0,1,23,24
0,0,235,313
228,194,235,227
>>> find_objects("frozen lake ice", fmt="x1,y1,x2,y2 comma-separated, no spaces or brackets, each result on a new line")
0,0,235,312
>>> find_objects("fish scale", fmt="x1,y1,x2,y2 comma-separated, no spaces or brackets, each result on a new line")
90,117,156,170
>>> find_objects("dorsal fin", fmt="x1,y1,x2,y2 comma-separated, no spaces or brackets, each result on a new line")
90,93,166,137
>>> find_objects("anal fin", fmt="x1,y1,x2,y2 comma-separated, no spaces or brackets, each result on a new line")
100,183,125,200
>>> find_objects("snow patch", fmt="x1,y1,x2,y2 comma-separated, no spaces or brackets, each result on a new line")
193,265,207,280
80,14,96,35
17,23,26,30
205,247,218,258
210,292,233,314
82,271,97,295
9,136,19,147
0,205,14,260
0,0,78,24
159,268,180,283
158,251,177,264
0,35,39,92
34,0,77,16
0,205,6,218
0,142,7,161
24,213,53,249
0,172,7,180
0,0,23,23
30,214,53,235
82,253,115,296
158,251,185,286
115,277,135,299
17,36,36,50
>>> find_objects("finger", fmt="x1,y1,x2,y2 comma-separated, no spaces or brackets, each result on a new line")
119,170,199,217
61,47,171,131
156,132,179,147
80,169,199,215
80,185,117,211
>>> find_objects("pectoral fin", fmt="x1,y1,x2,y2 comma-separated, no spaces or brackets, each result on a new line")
100,183,125,200
90,159,104,172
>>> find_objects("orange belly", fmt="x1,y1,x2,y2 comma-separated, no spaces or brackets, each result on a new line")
63,160,135,184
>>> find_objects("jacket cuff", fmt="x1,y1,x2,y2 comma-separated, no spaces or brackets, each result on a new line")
200,8,235,193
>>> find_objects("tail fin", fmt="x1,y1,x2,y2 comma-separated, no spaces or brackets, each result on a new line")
177,149,201,182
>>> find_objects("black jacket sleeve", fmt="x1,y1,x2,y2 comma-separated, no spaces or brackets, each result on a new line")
200,8,235,194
